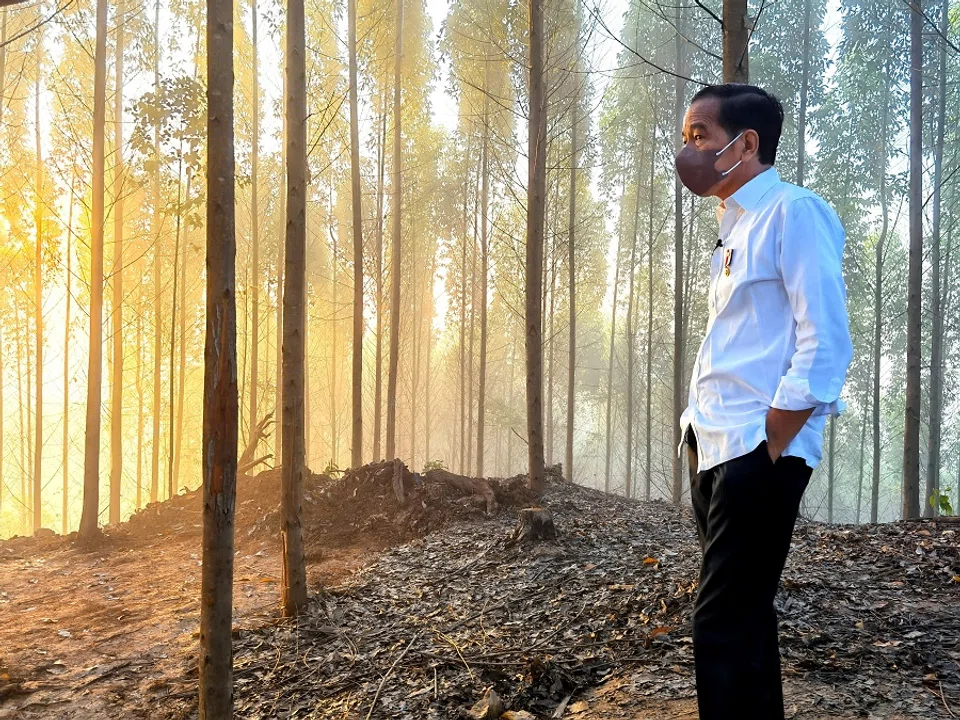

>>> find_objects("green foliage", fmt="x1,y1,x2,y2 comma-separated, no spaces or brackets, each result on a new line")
929,489,954,516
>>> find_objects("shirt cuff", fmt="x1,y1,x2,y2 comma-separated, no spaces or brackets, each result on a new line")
771,375,845,417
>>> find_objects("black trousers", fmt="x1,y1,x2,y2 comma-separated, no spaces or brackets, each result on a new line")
686,429,811,720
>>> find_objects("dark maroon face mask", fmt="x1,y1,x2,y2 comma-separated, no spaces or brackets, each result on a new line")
674,131,744,196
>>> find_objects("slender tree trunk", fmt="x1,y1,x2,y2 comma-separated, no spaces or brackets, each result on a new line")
281,0,309,615
672,14,686,505
871,81,889,525
903,0,923,520
526,0,547,493
348,0,363,468
924,0,948,517
136,308,144,511
174,178,190,489
33,63,44,533
477,90,490,478
458,153,470,474
168,155,184,498
856,394,866,523
645,121,656,501
565,77,578,486
467,184,477,471
151,0,162,505
62,177,76,532
275,70,287,466
373,108,386,462
79,0,109,541
109,0,124,526
827,416,836,522
385,0,404,461
546,229,555,467
249,0,260,446
796,0,811,186
603,190,624,494
198,0,238,708
625,150,642,500
722,0,749,83
17,307,27,532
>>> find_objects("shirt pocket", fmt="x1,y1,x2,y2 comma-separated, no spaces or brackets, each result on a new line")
714,235,751,313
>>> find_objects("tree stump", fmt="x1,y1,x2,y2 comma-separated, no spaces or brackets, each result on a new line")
392,458,406,504
507,507,557,546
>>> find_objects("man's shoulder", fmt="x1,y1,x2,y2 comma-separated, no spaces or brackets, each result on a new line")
765,179,841,223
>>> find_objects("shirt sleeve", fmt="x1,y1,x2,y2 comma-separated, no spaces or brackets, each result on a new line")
770,195,854,417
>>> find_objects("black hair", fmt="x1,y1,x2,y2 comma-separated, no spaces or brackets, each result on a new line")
690,84,784,165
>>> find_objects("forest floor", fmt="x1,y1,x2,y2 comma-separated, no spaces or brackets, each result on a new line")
0,463,958,719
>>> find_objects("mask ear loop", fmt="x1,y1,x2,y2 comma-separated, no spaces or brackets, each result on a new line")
716,131,745,177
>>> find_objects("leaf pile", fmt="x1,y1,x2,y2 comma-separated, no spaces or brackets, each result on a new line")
217,482,960,719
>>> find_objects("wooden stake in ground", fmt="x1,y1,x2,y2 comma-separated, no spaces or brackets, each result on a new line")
198,0,239,711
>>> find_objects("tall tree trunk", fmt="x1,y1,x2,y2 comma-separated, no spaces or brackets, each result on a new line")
672,12,686,505
198,0,239,707
722,0,749,83
796,0,811,186
136,307,144,511
79,0,109,541
373,107,386,461
17,307,27,532
645,121,656,501
174,177,190,490
168,155,184,499
856,393,866,523
871,81,890,525
249,0,260,447
902,0,923,520
477,90,490,478
109,0,124,526
603,190,624,494
63,176,75,532
458,153,470,474
151,0,162,505
281,0,308,616
526,0,546,494
33,62,44,533
385,0,404,461
348,0,363,469
565,77,578,486
467,182,477,472
275,69,287,465
924,0,948,518
625,150,642,499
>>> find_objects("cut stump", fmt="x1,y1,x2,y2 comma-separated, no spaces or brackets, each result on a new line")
508,507,557,546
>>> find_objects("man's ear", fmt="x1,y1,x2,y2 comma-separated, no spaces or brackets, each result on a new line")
742,129,761,164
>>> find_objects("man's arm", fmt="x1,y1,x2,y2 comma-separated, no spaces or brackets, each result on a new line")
767,196,853,461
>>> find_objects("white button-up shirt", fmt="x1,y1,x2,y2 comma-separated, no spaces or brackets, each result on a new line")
680,167,853,473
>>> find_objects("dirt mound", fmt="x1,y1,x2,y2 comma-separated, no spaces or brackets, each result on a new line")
115,460,542,557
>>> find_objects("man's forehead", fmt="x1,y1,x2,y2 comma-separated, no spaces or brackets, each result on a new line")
684,97,721,129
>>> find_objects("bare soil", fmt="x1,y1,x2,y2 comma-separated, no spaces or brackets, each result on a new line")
1,466,958,720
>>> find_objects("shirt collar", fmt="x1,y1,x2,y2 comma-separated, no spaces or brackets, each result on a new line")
724,166,780,214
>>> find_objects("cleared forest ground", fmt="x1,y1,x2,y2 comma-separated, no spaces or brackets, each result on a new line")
1,467,958,719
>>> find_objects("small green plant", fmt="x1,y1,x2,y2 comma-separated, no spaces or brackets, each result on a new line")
323,460,343,478
422,459,446,473
928,488,954,516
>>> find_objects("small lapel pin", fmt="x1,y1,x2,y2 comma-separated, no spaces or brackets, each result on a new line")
723,248,734,276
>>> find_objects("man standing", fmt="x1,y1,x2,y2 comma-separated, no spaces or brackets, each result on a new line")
676,84,853,719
